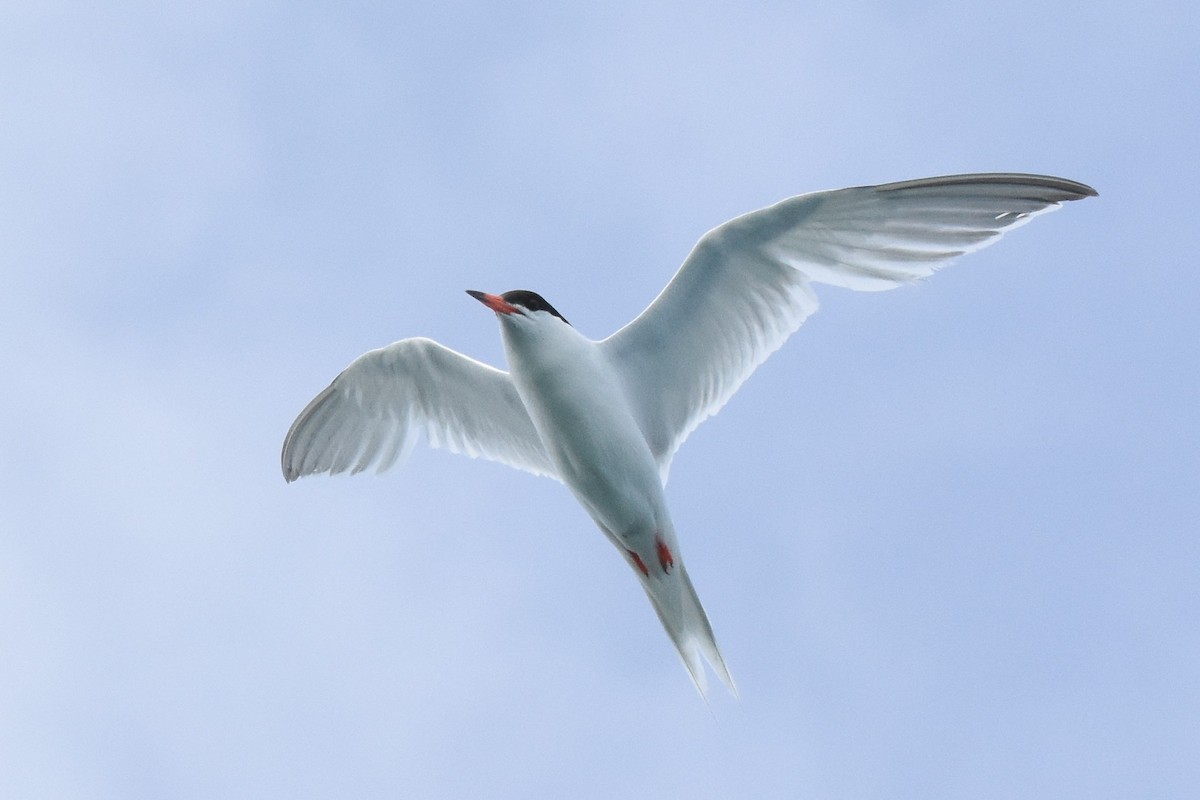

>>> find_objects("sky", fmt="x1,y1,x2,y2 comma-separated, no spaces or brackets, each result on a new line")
2,2,1197,798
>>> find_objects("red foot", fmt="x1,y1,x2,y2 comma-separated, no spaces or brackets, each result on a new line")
626,549,649,577
655,537,674,573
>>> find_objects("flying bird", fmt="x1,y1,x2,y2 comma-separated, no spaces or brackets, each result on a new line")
281,173,1096,697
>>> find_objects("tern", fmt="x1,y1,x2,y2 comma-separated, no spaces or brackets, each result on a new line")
281,173,1096,697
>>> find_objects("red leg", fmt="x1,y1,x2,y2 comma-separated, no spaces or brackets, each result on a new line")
626,548,649,577
655,536,674,573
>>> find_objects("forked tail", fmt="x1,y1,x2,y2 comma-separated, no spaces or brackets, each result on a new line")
642,565,737,699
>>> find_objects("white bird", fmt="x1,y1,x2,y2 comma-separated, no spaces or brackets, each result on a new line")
281,173,1096,697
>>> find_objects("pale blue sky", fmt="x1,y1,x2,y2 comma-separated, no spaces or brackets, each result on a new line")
2,2,1197,798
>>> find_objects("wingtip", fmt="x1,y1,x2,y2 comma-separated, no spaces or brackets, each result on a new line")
874,172,1098,201
280,450,297,482
280,451,304,483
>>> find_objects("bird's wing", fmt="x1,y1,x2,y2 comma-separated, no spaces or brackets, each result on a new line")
601,173,1096,481
282,337,558,482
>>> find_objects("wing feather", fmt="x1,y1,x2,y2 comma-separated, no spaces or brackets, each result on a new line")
602,173,1096,481
282,337,557,482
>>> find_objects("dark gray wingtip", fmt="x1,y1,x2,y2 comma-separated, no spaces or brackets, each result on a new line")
875,172,1098,200
281,447,299,482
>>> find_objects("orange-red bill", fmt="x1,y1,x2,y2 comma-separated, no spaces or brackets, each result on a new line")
466,290,520,315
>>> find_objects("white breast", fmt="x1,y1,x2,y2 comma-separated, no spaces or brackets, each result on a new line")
500,313,668,542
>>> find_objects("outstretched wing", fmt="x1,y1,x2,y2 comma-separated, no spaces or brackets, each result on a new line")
282,337,557,482
601,173,1097,481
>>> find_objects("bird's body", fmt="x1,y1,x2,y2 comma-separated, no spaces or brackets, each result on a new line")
491,292,731,691
503,307,663,552
282,173,1096,697
502,304,658,532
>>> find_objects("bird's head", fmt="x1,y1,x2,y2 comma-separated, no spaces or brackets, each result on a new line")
466,289,571,327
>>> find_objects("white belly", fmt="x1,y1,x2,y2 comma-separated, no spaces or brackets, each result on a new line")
506,330,667,542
